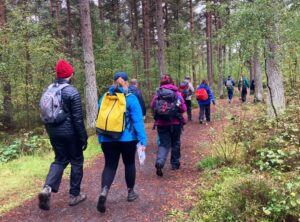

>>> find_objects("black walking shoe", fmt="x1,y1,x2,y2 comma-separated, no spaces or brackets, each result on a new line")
171,165,180,170
127,188,138,202
199,120,203,124
97,186,109,213
97,195,107,213
38,185,51,210
155,163,163,177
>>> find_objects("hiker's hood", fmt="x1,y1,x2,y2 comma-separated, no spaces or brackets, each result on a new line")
199,83,209,89
108,85,128,94
160,84,178,92
128,84,138,93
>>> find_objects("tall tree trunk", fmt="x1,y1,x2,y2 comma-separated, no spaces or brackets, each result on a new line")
129,0,140,78
163,0,170,67
217,44,223,98
142,0,151,96
189,0,196,86
0,0,13,130
206,0,214,88
156,0,165,77
21,1,33,129
216,9,223,98
98,0,104,23
50,0,55,17
265,38,285,118
79,0,98,129
66,0,72,56
253,46,263,102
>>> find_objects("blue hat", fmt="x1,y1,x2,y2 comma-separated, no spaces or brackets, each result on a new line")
113,71,128,81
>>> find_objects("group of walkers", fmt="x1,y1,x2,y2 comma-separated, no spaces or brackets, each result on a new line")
225,74,250,103
37,59,248,213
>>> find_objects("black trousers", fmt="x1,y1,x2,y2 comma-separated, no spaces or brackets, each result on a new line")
199,104,211,122
45,134,84,196
241,89,247,102
156,125,182,168
184,99,192,120
101,141,137,189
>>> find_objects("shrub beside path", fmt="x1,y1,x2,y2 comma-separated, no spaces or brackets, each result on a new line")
1,98,241,222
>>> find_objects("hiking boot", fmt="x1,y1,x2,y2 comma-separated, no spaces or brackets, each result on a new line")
171,165,180,170
155,163,163,177
97,186,109,213
69,193,87,206
38,185,52,210
127,188,138,202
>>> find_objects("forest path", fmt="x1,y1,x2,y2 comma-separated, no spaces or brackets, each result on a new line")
1,97,243,222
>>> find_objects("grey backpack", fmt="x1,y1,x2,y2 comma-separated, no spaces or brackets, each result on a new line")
39,83,69,124
226,79,233,89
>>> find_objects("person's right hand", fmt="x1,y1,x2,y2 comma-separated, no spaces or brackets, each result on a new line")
82,141,88,151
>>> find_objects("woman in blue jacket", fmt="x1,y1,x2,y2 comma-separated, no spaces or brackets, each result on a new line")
196,80,215,124
96,72,147,213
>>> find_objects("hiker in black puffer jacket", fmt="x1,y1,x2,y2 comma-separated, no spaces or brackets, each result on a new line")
38,59,88,210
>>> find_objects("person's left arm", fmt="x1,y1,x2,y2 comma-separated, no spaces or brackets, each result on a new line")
129,95,147,146
207,87,215,105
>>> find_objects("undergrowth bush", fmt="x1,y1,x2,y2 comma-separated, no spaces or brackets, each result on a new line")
190,168,300,221
191,101,300,221
0,131,51,163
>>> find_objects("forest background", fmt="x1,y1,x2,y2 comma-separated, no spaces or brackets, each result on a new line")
0,0,300,220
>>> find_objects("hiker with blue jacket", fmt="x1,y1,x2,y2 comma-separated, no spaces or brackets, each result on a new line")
128,78,146,118
96,71,147,213
151,74,187,177
196,80,215,124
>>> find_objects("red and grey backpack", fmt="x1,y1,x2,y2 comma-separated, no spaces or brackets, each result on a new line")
179,81,190,99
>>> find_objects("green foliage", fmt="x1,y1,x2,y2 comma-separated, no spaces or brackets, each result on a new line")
190,168,300,221
197,155,224,171
0,132,51,163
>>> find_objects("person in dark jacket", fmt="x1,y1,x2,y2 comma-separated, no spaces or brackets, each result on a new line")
38,59,88,210
197,80,215,124
224,76,235,103
238,74,249,102
128,78,147,118
151,74,187,176
96,72,147,213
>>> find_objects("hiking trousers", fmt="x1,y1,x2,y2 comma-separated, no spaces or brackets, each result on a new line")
101,141,137,190
185,99,192,120
199,104,211,122
241,89,247,102
156,125,182,169
227,88,233,101
45,134,84,196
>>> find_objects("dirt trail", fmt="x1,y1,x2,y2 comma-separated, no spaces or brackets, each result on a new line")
1,98,241,222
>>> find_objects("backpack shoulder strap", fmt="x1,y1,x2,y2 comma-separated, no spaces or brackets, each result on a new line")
57,83,70,90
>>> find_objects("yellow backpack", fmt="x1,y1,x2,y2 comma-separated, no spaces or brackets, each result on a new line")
96,92,129,139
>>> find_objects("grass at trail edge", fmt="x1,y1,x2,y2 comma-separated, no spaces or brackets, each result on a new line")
0,135,101,216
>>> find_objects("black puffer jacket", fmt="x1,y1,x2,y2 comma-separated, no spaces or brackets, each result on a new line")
45,79,88,145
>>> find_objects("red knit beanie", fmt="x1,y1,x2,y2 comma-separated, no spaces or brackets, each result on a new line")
56,59,74,79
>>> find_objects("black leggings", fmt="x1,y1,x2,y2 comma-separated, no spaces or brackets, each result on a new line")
101,141,137,189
